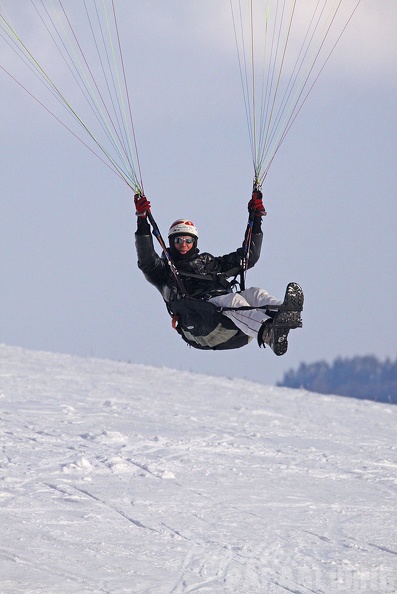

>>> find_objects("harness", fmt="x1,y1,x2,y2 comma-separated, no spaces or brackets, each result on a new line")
164,267,245,349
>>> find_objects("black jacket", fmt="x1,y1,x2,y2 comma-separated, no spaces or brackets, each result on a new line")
135,221,263,303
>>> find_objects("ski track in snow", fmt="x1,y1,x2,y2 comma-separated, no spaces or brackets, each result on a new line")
0,344,396,593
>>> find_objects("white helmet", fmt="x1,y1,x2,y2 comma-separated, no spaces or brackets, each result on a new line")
168,219,198,240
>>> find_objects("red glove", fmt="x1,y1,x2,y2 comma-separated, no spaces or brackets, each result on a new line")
134,194,151,218
248,190,267,217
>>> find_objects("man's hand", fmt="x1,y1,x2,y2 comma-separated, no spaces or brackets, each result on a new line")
134,194,151,218
248,190,267,217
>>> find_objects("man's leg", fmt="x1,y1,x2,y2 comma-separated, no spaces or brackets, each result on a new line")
208,290,278,339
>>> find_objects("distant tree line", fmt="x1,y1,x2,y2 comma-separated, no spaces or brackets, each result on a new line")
277,355,397,405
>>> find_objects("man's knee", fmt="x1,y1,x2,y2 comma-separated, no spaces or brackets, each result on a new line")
240,287,269,304
211,293,249,308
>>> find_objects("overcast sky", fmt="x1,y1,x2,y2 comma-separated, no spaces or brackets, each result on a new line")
1,1,396,386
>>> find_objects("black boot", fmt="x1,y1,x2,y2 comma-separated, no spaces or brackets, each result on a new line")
258,283,304,356
258,319,290,356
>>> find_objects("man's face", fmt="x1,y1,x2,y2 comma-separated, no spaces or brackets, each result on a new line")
173,236,195,256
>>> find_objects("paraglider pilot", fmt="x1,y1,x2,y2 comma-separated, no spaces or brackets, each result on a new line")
134,192,303,355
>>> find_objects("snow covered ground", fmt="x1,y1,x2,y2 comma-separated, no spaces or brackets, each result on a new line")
0,344,396,594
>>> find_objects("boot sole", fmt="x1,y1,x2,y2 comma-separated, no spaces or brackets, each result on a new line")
275,283,304,329
272,327,289,356
271,283,304,355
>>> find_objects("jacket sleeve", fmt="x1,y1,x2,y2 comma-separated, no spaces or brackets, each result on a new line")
246,231,263,269
135,232,168,293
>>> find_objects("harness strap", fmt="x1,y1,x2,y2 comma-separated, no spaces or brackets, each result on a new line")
218,303,303,313
177,269,234,290
177,271,217,282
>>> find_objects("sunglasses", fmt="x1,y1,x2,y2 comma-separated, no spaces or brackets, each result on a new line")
174,237,195,245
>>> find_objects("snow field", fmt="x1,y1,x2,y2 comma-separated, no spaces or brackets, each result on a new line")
0,344,396,593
